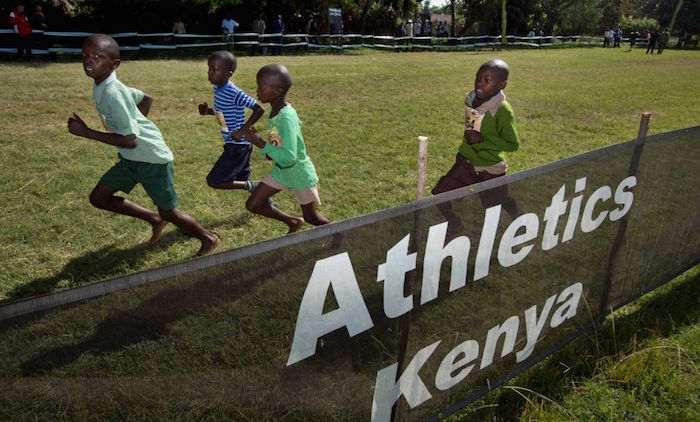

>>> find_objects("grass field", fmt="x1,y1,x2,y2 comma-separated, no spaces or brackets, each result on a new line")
0,47,698,419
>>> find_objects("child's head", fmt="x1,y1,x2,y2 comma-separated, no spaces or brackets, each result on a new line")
207,50,237,87
255,64,292,103
81,34,121,84
474,59,509,101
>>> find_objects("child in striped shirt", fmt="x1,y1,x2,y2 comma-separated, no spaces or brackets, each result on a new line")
198,50,265,193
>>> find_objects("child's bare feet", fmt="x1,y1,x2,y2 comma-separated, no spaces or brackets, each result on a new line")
287,217,305,234
147,219,168,245
195,234,220,257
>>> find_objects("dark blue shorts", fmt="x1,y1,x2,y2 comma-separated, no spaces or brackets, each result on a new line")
206,143,253,185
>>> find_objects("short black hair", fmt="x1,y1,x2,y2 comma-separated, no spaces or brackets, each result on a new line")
83,33,120,60
257,64,292,93
209,50,237,73
480,59,509,82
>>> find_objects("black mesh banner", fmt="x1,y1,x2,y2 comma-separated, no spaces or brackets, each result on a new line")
1,126,698,420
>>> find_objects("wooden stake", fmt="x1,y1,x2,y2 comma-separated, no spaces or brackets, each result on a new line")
638,112,651,139
416,136,429,199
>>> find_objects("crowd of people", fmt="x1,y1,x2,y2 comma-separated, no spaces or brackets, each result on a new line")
396,18,451,37
6,3,699,61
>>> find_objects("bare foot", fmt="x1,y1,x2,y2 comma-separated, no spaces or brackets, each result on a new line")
195,234,220,257
147,219,168,245
287,217,305,234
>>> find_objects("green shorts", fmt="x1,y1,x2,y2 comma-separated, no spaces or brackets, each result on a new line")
100,156,179,211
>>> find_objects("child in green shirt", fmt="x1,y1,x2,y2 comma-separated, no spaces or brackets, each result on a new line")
432,59,521,224
239,64,330,233
67,34,219,256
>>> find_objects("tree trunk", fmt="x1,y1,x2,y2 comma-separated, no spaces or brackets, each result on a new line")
501,0,507,44
669,0,684,35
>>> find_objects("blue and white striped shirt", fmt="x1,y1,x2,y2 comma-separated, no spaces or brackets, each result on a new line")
213,81,257,144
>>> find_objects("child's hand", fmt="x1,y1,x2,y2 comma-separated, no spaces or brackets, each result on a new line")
465,129,484,145
229,128,243,141
239,126,266,148
67,113,89,137
198,102,211,115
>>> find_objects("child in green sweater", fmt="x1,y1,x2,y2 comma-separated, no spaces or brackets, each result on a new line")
239,64,330,233
432,59,521,220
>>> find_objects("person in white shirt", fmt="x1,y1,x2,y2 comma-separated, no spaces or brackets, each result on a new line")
221,12,239,43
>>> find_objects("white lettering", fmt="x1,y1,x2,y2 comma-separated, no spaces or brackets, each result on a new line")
581,185,611,233
550,282,583,327
609,176,636,221
287,253,374,366
435,339,479,390
498,213,539,267
474,205,502,281
562,177,586,243
371,340,441,422
421,222,470,305
377,234,417,318
542,185,568,251
515,295,557,362
480,315,519,369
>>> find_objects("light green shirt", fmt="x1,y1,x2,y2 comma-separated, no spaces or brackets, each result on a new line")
93,72,173,164
259,105,319,190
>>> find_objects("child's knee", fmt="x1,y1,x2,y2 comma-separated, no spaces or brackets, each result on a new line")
89,190,107,209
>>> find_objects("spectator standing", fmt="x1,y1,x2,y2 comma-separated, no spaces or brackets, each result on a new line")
271,14,285,55
413,19,421,37
252,15,266,55
405,19,413,39
421,19,431,36
527,28,535,43
614,28,622,47
646,28,658,54
172,16,186,34
306,15,318,45
30,4,47,51
30,4,47,30
627,30,639,51
657,28,669,54
9,4,32,60
221,12,239,46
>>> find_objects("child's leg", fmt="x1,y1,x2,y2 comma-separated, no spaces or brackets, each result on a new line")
300,202,330,227
246,182,304,233
90,183,167,244
158,208,219,256
206,144,255,191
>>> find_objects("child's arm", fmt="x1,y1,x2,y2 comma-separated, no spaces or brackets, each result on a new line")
237,126,265,148
67,113,137,149
230,103,265,141
257,116,298,168
464,130,484,145
137,94,153,117
198,102,215,116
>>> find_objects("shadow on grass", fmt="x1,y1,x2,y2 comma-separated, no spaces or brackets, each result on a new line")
7,230,193,301
466,269,700,419
16,236,343,375
8,212,254,302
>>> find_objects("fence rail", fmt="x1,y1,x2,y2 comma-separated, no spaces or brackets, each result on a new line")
0,29,630,56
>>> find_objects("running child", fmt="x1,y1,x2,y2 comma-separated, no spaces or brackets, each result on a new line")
432,59,521,225
198,50,265,193
238,64,330,233
68,34,219,256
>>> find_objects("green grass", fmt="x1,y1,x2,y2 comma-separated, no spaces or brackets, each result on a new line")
0,48,698,419
1,48,698,301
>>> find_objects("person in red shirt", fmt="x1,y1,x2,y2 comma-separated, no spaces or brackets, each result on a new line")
8,4,33,60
